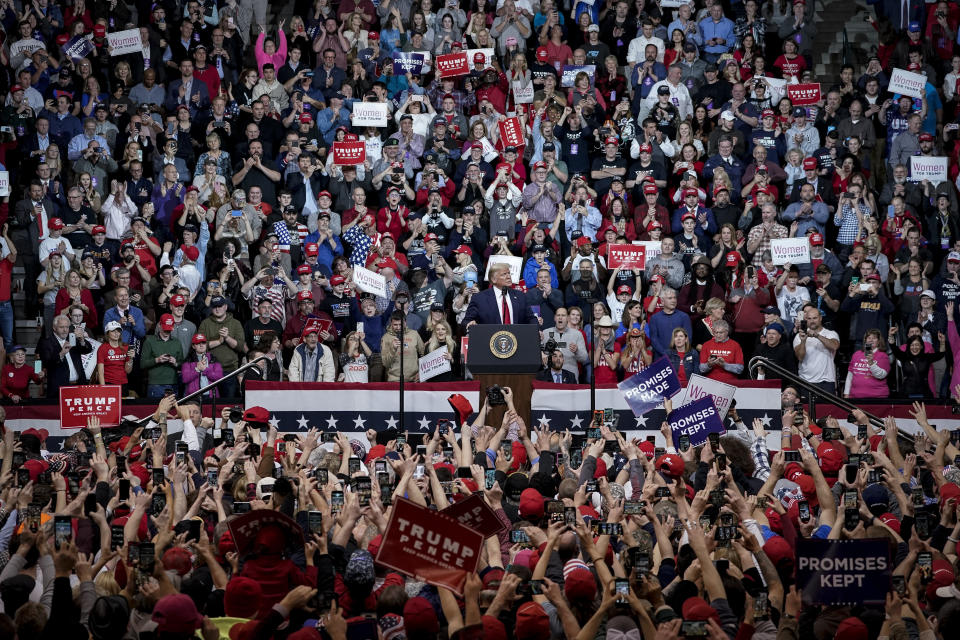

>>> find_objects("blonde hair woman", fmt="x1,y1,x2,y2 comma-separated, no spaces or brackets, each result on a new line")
424,322,457,380
113,61,133,90
45,144,64,182
343,11,369,52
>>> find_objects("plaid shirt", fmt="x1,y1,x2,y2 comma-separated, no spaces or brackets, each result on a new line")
746,223,788,267
834,201,872,245
427,81,474,113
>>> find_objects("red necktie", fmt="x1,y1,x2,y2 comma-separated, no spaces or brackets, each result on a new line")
501,292,511,324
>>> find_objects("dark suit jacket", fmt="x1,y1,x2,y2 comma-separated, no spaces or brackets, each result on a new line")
463,287,538,326
10,196,57,256
789,179,835,209
37,334,91,399
286,171,329,212
163,78,211,117
536,368,577,383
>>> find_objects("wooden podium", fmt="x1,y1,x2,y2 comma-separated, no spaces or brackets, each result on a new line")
467,324,542,427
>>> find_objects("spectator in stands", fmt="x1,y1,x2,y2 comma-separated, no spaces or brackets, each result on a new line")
197,296,246,396
288,322,336,382
140,313,184,398
793,302,840,395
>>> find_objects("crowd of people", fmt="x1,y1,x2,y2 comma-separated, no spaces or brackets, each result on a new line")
1,390,960,640
3,0,960,401
4,0,960,637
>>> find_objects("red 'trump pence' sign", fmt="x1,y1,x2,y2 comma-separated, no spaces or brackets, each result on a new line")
332,141,366,165
435,52,469,78
60,385,122,428
607,243,647,269
786,83,822,106
376,497,483,594
499,117,524,148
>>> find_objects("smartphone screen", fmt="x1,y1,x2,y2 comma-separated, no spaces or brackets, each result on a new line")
308,510,323,533
139,542,156,573
111,524,125,550
119,478,130,501
54,516,71,550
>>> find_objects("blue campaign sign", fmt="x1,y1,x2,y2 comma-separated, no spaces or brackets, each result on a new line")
394,53,425,75
667,396,724,448
796,538,891,606
617,357,681,417
62,35,95,62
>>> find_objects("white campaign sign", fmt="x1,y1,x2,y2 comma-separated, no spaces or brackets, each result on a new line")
513,85,534,104
910,156,948,184
484,255,523,283
107,29,142,56
352,265,387,298
352,101,389,127
466,48,495,67
418,346,452,381
770,238,811,265
679,374,736,420
888,68,926,99
0,171,9,197
633,240,662,263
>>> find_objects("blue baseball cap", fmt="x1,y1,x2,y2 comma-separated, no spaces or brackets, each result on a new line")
908,21,921,32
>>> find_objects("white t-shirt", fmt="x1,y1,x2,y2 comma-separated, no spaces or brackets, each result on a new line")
793,327,839,383
777,286,810,324
341,354,369,383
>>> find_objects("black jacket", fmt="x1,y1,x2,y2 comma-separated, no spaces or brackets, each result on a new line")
37,334,92,399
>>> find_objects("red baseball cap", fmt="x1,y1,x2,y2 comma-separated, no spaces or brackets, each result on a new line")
453,245,473,256
803,157,818,170
424,233,439,243
809,232,824,246
297,290,314,302
304,243,319,256
474,52,486,63
48,217,64,230
330,275,346,286
181,245,200,262
159,313,175,332
683,188,699,198
725,251,743,265
93,24,106,37
616,285,631,294
536,46,549,61
92,225,106,235
532,160,547,171
192,333,207,345
643,183,658,195
296,264,312,275
170,294,186,307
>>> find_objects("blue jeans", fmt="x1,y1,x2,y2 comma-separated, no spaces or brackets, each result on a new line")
0,300,13,350
147,384,177,399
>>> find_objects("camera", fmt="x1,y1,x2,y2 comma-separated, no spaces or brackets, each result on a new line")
541,336,567,353
486,385,506,406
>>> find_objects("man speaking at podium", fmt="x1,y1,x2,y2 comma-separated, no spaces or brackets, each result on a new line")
463,263,538,328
